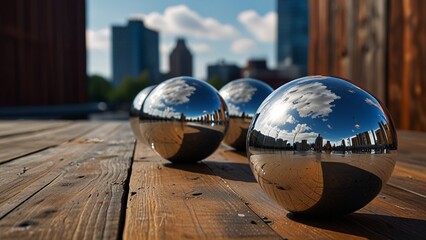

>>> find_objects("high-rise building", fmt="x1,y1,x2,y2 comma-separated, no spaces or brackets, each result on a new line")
277,0,308,74
207,60,241,83
0,0,87,106
112,20,159,86
169,38,193,78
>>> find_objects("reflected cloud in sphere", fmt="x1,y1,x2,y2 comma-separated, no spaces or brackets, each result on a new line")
140,76,229,163
129,85,156,142
219,78,273,150
247,76,397,216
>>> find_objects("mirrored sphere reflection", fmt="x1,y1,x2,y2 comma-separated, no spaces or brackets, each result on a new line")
219,78,273,150
140,76,229,163
130,85,156,142
247,76,397,216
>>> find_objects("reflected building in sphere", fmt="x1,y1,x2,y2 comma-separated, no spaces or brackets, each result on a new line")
168,38,193,78
139,77,229,163
247,76,397,216
112,19,160,86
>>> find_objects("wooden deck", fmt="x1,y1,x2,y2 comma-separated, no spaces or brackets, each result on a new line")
0,120,424,239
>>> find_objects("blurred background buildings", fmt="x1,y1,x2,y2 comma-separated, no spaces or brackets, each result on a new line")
112,20,160,86
166,38,193,79
276,0,308,75
0,0,425,131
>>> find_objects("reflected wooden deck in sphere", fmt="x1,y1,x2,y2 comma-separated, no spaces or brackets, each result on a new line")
140,77,229,163
247,76,398,216
219,78,273,150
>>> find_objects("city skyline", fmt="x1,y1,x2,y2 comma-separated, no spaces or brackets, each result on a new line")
87,0,276,80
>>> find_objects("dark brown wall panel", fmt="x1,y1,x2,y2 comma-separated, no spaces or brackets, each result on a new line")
0,0,87,106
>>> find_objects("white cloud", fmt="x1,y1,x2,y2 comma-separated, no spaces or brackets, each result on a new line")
238,10,276,43
189,43,211,53
147,79,197,118
86,28,110,51
220,81,257,116
255,81,340,141
365,98,383,111
230,38,257,54
327,124,332,129
156,79,196,105
284,82,341,119
135,5,239,40
265,123,319,143
286,115,297,124
221,82,257,104
227,103,240,116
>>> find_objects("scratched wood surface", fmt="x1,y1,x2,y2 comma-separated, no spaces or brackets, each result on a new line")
0,121,425,239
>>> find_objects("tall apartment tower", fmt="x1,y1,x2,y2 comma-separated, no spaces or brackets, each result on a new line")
112,20,159,86
169,38,193,78
277,0,308,74
0,0,87,106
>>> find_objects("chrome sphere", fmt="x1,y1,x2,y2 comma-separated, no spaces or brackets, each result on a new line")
247,76,397,216
130,85,156,142
140,76,229,163
219,78,273,150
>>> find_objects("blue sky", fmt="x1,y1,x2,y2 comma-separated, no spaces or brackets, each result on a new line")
86,0,276,80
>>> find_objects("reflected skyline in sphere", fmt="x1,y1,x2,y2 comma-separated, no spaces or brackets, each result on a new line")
129,85,156,142
247,76,397,216
219,78,273,150
140,76,229,163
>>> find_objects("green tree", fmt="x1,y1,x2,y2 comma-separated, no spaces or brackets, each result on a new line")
88,75,113,102
109,71,150,103
207,75,226,90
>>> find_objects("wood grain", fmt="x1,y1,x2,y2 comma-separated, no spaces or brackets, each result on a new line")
123,143,281,240
202,131,426,239
0,120,71,138
0,121,425,239
0,121,98,164
0,122,134,239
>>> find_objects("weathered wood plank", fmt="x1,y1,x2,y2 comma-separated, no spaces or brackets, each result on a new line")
386,131,426,197
0,120,71,138
123,144,281,240
0,122,134,239
206,150,374,240
0,121,98,164
203,131,426,240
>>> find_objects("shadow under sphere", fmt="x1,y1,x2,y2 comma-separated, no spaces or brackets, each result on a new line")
247,76,398,216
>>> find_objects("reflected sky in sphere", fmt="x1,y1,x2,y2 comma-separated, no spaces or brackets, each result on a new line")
219,78,273,150
247,76,397,215
140,76,228,162
253,76,394,146
144,77,225,120
219,78,274,118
